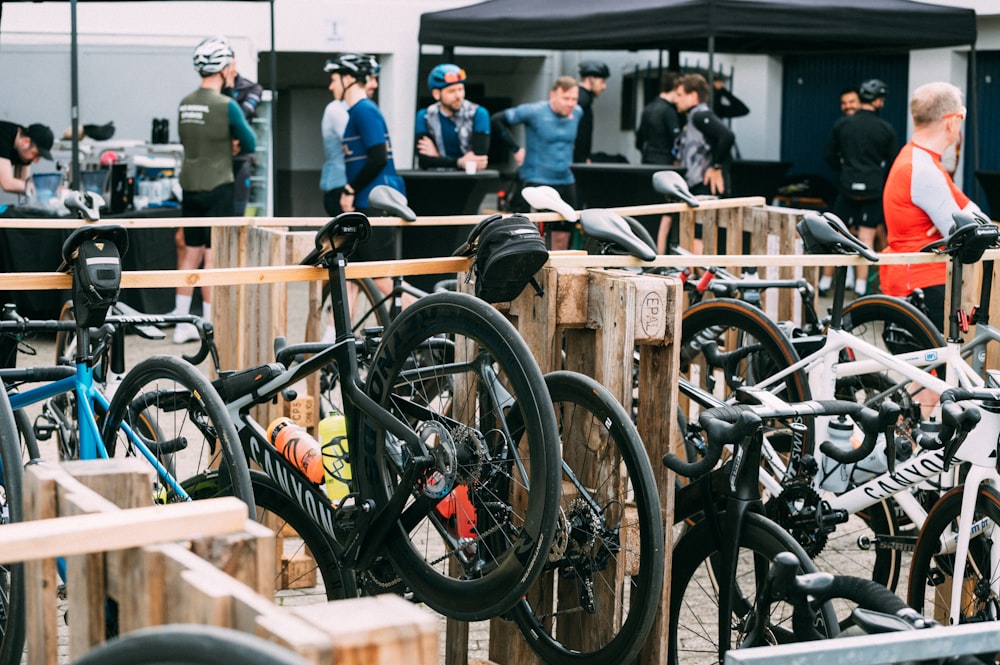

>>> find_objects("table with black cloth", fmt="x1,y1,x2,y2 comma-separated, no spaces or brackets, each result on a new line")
397,169,500,292
0,206,180,319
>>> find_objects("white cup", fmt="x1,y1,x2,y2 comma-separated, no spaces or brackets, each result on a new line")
464,160,477,175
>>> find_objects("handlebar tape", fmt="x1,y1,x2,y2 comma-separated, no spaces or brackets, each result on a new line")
662,407,761,478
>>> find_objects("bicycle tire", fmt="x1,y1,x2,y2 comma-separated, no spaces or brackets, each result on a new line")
100,355,254,515
680,298,812,457
362,290,561,621
908,484,1000,628
669,510,837,664
322,277,391,337
72,623,312,665
510,371,664,665
0,388,24,665
840,294,946,441
185,469,357,602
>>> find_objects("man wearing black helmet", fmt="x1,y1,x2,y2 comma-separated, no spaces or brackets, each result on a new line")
0,121,54,195
574,60,609,163
324,52,404,262
415,64,490,171
824,78,897,297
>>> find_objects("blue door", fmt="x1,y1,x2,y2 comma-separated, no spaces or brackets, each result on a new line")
966,50,1000,216
781,54,909,205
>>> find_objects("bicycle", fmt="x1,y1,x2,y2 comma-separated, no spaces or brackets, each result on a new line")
0,384,24,665
195,209,563,622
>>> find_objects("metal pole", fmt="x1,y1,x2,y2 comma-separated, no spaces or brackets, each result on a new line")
970,41,980,203
70,0,80,189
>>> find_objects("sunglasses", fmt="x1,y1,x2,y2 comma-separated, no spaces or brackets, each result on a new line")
443,69,466,84
942,106,967,121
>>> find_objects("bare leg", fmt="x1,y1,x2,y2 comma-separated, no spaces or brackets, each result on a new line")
855,226,877,285
656,215,672,255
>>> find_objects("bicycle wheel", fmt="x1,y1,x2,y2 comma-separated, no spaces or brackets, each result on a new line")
100,355,253,514
0,389,24,665
72,623,312,665
510,371,664,665
908,484,1000,629
840,294,945,441
680,298,812,458
669,510,837,664
362,290,561,621
185,469,356,603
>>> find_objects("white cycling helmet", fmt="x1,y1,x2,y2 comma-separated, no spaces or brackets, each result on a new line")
193,36,234,75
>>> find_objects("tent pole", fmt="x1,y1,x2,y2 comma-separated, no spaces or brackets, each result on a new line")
269,0,276,99
70,0,79,189
970,41,979,204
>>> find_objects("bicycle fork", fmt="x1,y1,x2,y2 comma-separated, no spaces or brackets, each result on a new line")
945,465,1000,622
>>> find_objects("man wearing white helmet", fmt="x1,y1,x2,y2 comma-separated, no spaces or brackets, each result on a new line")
173,35,256,344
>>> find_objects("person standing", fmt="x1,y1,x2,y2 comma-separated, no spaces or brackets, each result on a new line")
492,76,582,250
320,59,350,217
228,70,262,216
414,64,490,171
824,78,897,297
173,35,256,344
881,82,978,332
325,53,405,261
0,121,54,195
573,60,609,164
635,70,681,166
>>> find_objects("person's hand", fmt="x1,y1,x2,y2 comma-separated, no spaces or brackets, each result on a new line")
459,151,488,171
23,179,35,198
416,136,440,158
713,79,726,90
703,167,725,195
340,189,355,212
232,139,241,156
513,148,526,167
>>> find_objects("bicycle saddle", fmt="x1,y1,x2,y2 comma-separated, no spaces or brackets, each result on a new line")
58,224,128,273
64,190,105,222
301,212,371,266
919,210,999,265
652,170,700,208
797,212,879,262
520,186,579,222
368,185,416,222
579,209,656,261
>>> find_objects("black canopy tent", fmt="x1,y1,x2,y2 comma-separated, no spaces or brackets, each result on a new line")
0,0,276,189
418,0,976,54
419,0,981,183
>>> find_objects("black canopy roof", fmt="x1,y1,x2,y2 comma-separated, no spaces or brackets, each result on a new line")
419,0,977,53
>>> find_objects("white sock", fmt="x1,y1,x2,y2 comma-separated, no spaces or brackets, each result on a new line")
174,294,192,315
201,302,212,322
818,275,832,291
854,278,867,296
846,265,855,285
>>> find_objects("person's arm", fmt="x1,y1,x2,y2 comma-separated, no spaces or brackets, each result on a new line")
227,99,257,155
910,152,979,237
0,158,27,194
691,110,735,167
414,109,455,170
491,109,525,166
712,86,750,119
347,143,388,194
573,107,593,163
237,79,264,121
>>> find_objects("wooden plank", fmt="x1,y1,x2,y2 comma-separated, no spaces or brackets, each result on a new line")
189,519,276,597
290,595,438,665
24,463,60,665
0,497,250,563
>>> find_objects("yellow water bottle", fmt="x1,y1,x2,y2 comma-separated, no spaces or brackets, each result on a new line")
319,413,351,502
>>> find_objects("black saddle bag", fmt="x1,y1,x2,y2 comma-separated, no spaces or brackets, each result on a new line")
455,214,548,303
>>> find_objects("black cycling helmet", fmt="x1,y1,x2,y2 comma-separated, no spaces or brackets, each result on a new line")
578,60,610,79
324,53,375,83
859,79,888,103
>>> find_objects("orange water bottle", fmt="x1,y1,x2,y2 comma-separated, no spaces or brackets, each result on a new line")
319,413,351,502
266,417,324,484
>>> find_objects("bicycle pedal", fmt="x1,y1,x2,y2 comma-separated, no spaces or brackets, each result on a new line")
32,413,58,441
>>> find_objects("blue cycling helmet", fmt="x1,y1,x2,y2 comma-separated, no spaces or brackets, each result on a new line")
428,64,467,91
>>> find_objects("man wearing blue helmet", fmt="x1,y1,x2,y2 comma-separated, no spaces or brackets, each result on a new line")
415,64,490,171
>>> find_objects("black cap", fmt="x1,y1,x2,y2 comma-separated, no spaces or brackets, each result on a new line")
26,124,54,160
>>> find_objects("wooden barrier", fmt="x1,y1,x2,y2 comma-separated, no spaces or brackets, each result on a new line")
13,459,437,665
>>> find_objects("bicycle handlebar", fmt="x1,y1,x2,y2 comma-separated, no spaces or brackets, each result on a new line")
663,399,892,479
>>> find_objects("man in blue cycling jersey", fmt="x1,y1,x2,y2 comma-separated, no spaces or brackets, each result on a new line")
415,64,490,172
492,76,581,250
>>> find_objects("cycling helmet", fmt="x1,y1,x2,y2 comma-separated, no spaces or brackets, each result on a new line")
859,79,888,103
578,60,610,79
428,64,467,91
192,36,234,75
323,53,374,83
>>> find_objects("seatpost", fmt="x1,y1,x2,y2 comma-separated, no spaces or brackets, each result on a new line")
827,263,849,329
973,260,993,325
947,258,965,343
328,253,354,344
